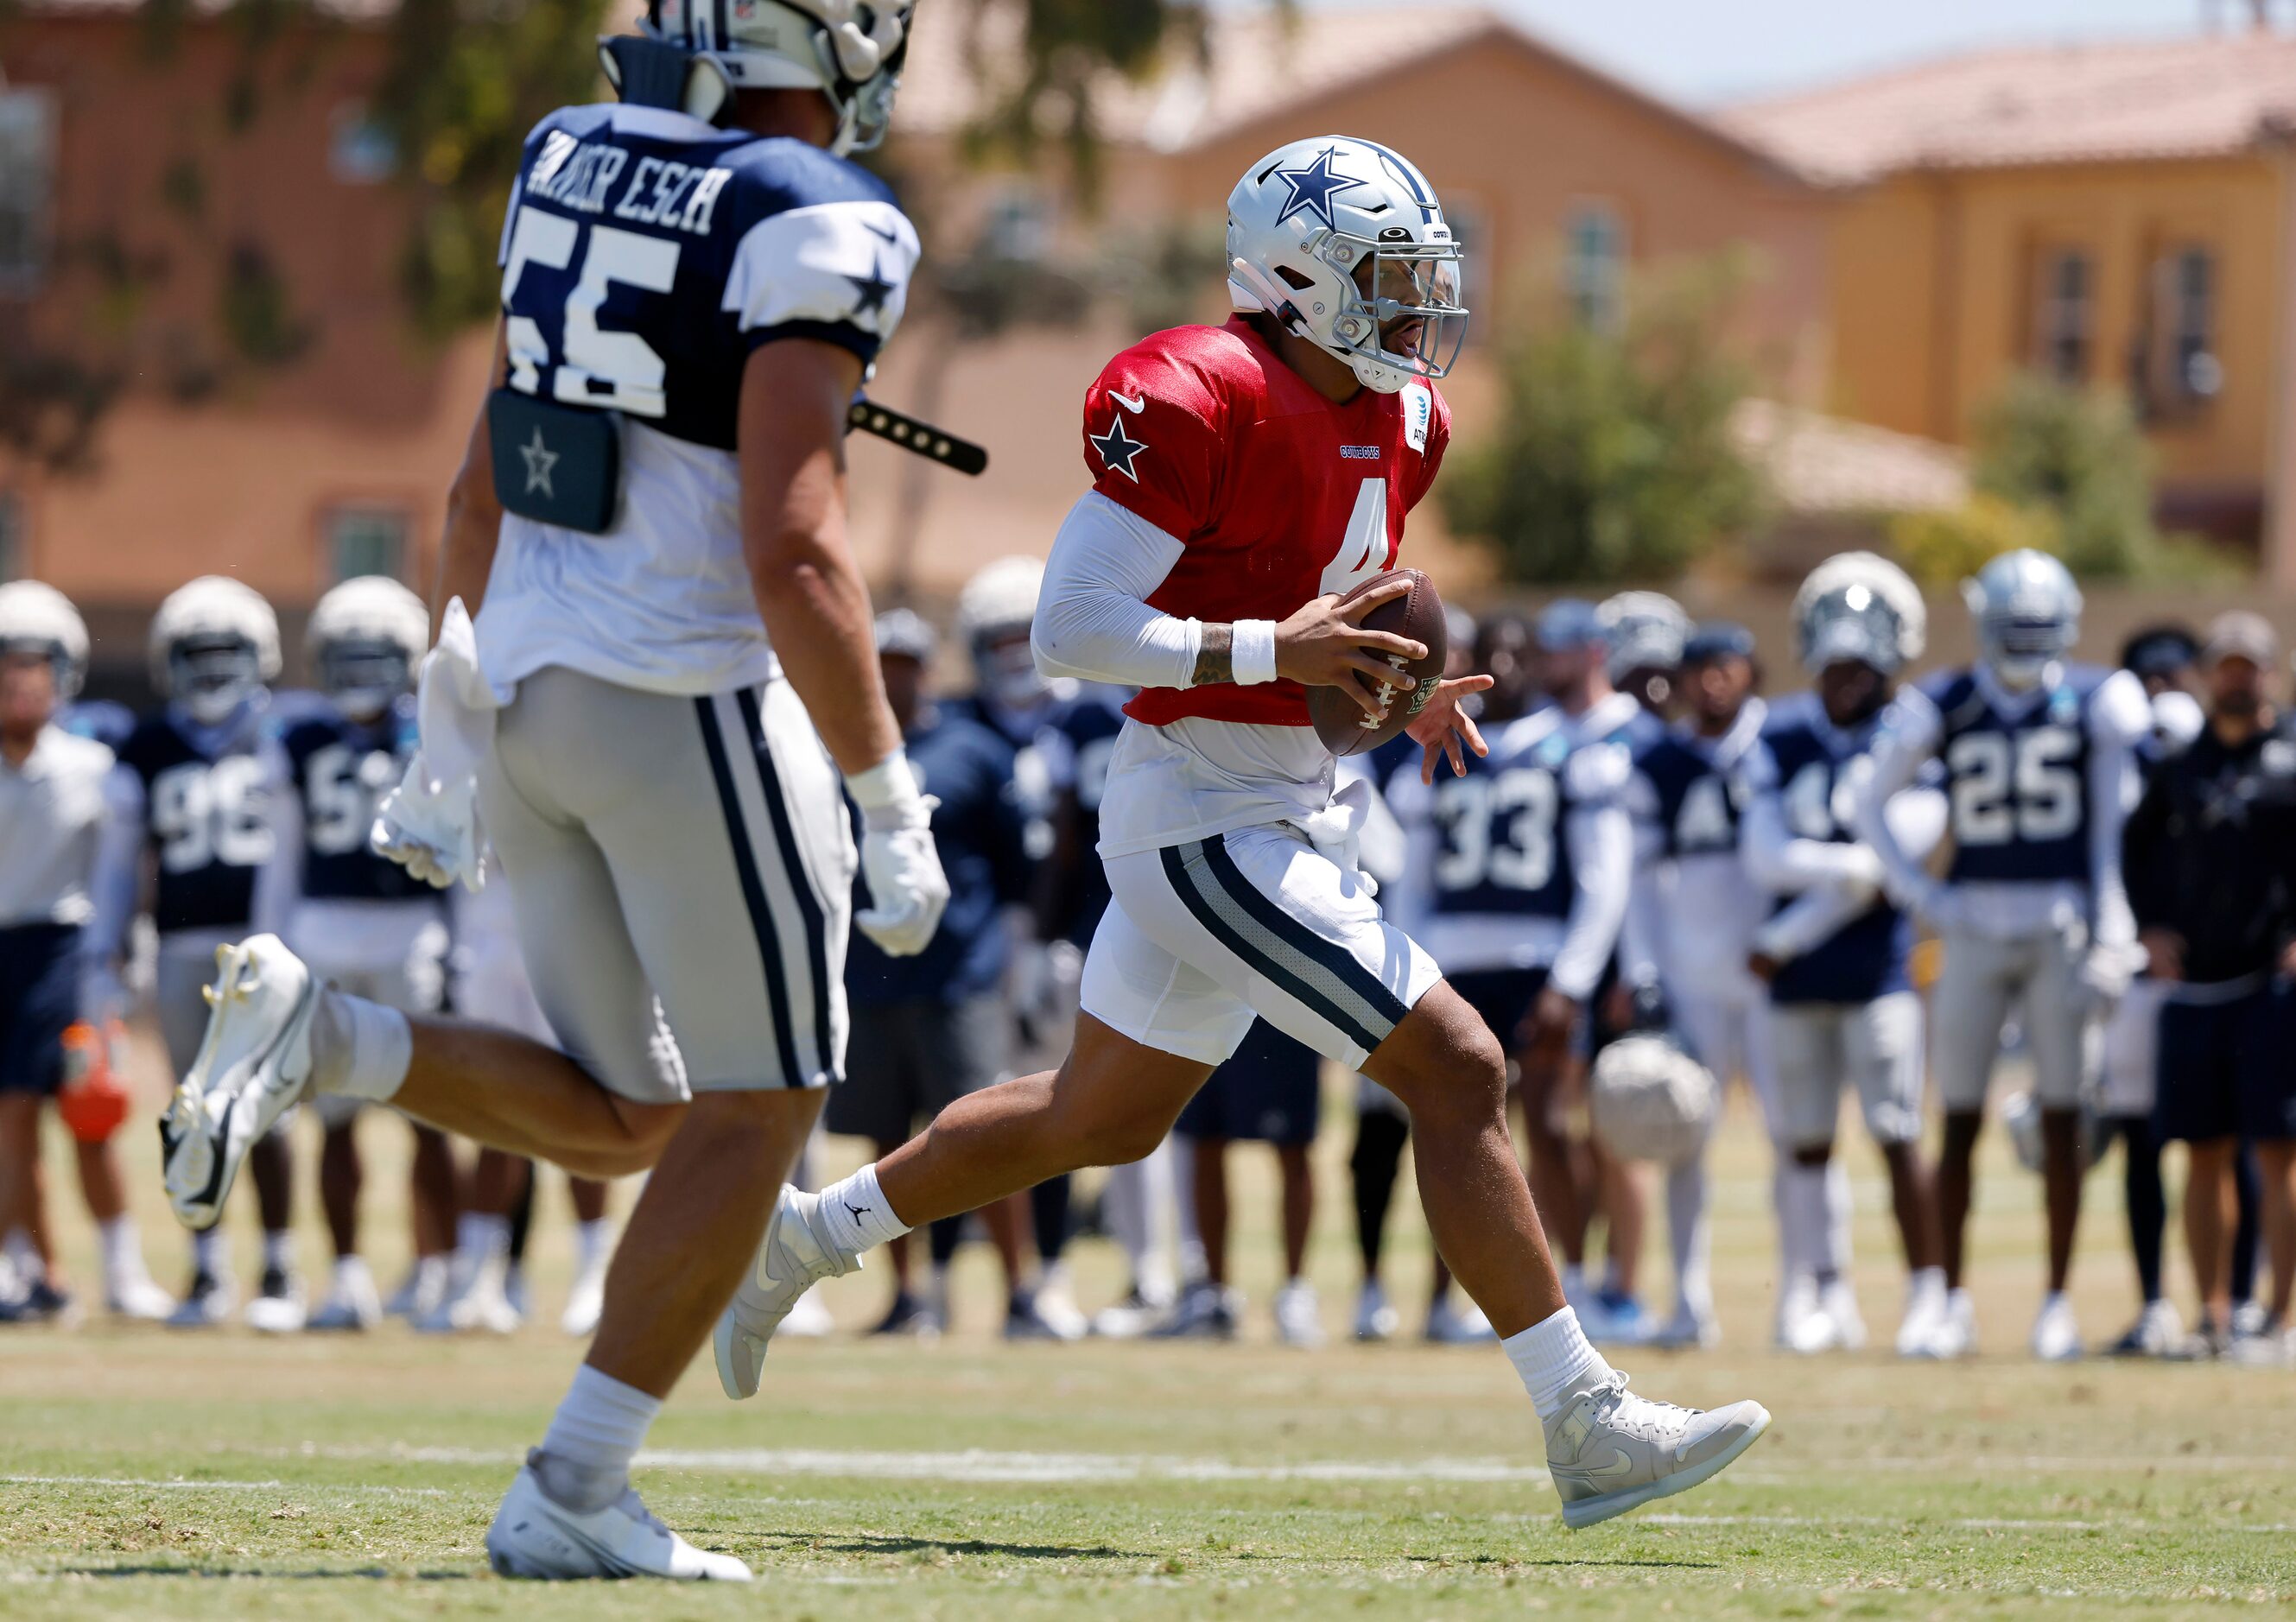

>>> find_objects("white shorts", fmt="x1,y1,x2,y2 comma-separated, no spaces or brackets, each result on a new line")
1670,984,1784,1145
1770,992,1925,1150
1082,823,1441,1071
2100,976,2171,1118
479,667,854,1102
1931,923,2096,1113
452,875,556,1047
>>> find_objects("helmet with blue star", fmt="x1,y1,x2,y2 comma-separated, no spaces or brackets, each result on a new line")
1225,135,1468,396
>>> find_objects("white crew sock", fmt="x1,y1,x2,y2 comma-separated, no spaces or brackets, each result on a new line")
309,990,412,1104
263,1230,295,1277
98,1215,145,1287
573,1218,613,1274
192,1227,226,1277
536,1364,663,1511
815,1164,910,1258
1505,1306,1612,1420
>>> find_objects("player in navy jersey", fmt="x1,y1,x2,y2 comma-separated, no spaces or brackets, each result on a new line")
95,578,303,1330
170,2,946,1579
1857,549,2150,1360
1740,555,1952,1358
251,579,458,1334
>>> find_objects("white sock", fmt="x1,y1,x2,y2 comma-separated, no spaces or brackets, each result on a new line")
815,1165,910,1258
98,1215,143,1284
574,1218,612,1274
310,990,411,1103
1505,1305,1611,1420
537,1363,662,1511
192,1227,226,1277
263,1230,295,1276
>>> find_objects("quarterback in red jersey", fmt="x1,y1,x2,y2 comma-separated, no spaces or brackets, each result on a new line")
721,135,1769,1531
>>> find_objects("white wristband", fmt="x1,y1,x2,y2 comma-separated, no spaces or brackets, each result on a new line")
847,748,924,825
1231,619,1278,686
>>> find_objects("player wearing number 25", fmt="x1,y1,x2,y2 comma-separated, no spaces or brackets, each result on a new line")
1854,549,2152,1363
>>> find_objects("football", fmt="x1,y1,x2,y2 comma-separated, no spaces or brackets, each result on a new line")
1305,569,1449,757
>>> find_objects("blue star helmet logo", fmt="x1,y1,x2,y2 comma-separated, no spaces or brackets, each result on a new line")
1272,144,1367,232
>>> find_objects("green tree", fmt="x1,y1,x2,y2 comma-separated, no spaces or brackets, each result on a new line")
1967,372,2160,579
1443,257,1764,584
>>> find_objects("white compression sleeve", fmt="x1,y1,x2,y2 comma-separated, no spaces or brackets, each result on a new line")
1031,491,1201,690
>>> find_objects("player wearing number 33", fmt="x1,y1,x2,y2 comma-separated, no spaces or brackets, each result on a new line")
154,0,949,1581
1853,548,2151,1363
714,133,1771,1535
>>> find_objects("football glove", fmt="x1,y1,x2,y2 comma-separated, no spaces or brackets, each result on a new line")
371,598,494,893
849,751,949,957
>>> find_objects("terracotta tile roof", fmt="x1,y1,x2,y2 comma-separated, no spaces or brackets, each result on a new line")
1730,398,1967,516
1722,30,2296,187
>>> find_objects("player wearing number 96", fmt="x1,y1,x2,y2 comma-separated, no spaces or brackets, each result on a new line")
714,133,1769,1536
1854,548,2151,1364
157,0,947,1583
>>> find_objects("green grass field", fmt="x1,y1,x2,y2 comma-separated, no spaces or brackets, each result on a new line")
2,1068,2291,1619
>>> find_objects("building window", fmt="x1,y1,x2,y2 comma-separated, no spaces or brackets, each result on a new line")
1565,202,1625,333
329,103,397,186
0,90,58,296
2153,246,2221,406
2033,249,2093,383
0,491,20,580
326,507,409,584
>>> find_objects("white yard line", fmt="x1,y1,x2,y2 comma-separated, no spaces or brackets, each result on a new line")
0,1473,451,1498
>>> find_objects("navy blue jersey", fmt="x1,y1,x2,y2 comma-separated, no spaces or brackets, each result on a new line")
498,102,916,453
848,708,1031,1004
1425,709,1627,923
1037,687,1126,947
116,703,276,935
1633,731,1744,860
58,700,134,752
1924,664,2104,884
1755,694,1911,1005
279,699,432,904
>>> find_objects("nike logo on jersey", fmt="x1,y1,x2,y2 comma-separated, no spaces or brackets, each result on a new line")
1107,390,1145,415
1090,414,1149,481
864,218,904,245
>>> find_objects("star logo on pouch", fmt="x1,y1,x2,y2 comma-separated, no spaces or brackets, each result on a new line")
1271,144,1367,231
519,427,559,497
1089,411,1149,481
847,255,897,321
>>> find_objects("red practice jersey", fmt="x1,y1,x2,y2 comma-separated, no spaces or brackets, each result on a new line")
1080,315,1451,727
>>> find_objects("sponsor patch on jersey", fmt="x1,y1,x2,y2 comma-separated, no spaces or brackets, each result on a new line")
1340,445,1380,460
1401,383,1432,453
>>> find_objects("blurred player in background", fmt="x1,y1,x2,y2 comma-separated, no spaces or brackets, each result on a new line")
1617,620,1783,1350
945,556,1084,1331
1743,555,1950,1357
1600,592,1692,722
100,577,301,1330
0,582,172,1323
257,577,457,1333
1859,549,2149,1359
2096,624,2209,1357
830,608,1069,1340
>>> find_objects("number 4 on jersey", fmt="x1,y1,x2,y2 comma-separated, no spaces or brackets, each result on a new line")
1320,478,1395,597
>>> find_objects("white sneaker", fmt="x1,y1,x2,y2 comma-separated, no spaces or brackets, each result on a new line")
1091,1284,1173,1340
1820,1278,1867,1351
167,1270,235,1328
2225,1322,2295,1369
1354,1280,1399,1342
1544,1369,1772,1530
2031,1291,2083,1362
778,1289,834,1339
105,1274,176,1321
1028,1265,1089,1341
561,1258,607,1339
1273,1279,1324,1348
485,1453,750,1581
1931,1287,1977,1359
158,936,317,1232
1895,1268,1950,1359
1426,1295,1500,1345
245,1267,307,1334
385,1256,450,1321
2105,1299,2183,1359
308,1258,382,1332
714,1188,859,1400
1774,1276,1839,1354
1147,1280,1240,1340
420,1261,522,1335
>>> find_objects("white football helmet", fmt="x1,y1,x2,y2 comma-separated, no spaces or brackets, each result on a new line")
606,0,911,154
957,554,1046,715
1598,591,1691,682
1589,1034,1717,1166
149,576,280,725
0,580,91,700
1964,548,2080,689
308,576,429,719
1227,135,1467,396
1792,551,1926,677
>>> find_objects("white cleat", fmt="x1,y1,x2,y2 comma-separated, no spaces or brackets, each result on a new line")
1353,1279,1399,1343
1895,1269,1950,1359
714,1188,858,1400
244,1270,308,1334
1775,1276,1840,1354
2105,1299,2183,1359
1819,1279,1867,1351
386,1256,451,1321
1028,1265,1090,1341
2031,1291,2084,1362
1426,1295,1500,1346
420,1263,523,1335
561,1261,607,1339
167,1270,235,1328
1273,1280,1325,1348
1931,1287,1977,1359
105,1275,177,1321
1544,1369,1772,1530
308,1259,383,1332
159,936,317,1232
485,1453,750,1581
